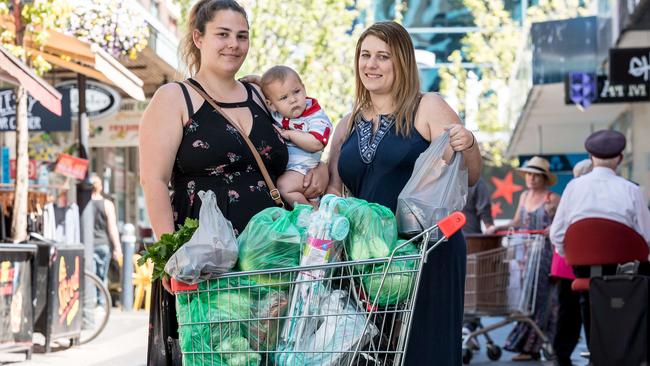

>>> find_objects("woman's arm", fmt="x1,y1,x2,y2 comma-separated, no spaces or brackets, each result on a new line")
325,114,351,197
418,93,482,186
139,84,185,239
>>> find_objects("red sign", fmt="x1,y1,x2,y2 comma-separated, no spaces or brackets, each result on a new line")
54,154,89,180
10,159,38,180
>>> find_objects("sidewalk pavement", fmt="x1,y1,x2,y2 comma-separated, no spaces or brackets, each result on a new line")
0,310,148,366
0,310,588,365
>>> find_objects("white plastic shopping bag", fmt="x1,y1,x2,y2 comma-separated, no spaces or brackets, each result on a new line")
396,131,468,236
165,190,238,284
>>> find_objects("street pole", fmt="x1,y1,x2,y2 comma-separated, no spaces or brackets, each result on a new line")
121,223,135,311
76,73,96,325
10,0,29,243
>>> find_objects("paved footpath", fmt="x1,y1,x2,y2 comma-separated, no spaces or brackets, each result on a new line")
0,311,588,366
0,310,148,366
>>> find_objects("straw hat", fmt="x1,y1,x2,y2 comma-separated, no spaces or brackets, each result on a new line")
517,156,557,186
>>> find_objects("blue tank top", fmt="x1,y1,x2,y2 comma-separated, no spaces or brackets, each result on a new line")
338,113,429,212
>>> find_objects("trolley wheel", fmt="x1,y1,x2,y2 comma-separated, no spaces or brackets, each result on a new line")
462,348,473,364
486,345,502,361
541,342,556,360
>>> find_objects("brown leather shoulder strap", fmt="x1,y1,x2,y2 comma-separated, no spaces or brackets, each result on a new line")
183,81,284,207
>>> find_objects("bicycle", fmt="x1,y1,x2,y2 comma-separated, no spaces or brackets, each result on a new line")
80,269,111,344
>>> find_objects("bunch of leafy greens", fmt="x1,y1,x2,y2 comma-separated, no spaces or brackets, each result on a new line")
138,218,199,280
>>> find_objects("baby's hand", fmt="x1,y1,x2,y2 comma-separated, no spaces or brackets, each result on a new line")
274,125,292,141
239,74,262,85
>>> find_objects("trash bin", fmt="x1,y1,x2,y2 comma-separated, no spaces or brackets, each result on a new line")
32,242,84,352
0,244,37,360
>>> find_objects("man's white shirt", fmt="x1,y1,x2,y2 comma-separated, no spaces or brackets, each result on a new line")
550,166,650,255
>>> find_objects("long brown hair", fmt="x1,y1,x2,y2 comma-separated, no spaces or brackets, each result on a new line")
180,0,248,75
349,21,421,137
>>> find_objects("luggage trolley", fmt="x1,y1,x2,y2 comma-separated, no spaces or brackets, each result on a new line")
462,230,555,364
172,212,466,366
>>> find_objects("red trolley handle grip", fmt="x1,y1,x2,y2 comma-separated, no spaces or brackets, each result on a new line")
437,211,467,239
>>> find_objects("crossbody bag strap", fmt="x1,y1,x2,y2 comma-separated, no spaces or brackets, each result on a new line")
183,81,284,207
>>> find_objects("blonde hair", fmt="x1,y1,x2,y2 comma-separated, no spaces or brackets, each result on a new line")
349,21,421,137
260,65,303,97
572,159,593,178
180,0,248,75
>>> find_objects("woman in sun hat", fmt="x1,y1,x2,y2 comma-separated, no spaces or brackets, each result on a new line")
487,156,561,361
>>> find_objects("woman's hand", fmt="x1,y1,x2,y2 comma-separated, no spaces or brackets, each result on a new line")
239,74,262,86
485,225,498,235
303,162,329,199
446,124,475,152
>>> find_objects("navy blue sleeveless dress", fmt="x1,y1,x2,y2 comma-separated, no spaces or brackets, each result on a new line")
338,113,466,366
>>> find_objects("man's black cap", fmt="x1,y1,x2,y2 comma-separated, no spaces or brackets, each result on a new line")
585,130,626,159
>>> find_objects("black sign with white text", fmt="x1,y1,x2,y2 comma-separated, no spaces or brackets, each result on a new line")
0,88,72,132
564,74,650,105
610,48,650,84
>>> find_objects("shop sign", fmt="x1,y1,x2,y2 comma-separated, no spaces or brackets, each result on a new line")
519,154,589,172
54,154,89,180
56,80,121,120
9,159,38,180
610,48,650,84
0,259,33,342
564,73,650,105
89,98,148,147
51,255,81,333
1,147,9,184
0,88,72,132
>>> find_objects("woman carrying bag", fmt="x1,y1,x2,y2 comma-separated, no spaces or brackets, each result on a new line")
325,21,482,366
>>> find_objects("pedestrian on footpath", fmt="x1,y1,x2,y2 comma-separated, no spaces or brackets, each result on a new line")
550,159,591,366
326,21,482,366
550,130,650,364
487,156,561,361
90,174,123,304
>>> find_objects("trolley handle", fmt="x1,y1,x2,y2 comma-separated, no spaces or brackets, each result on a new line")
496,229,546,236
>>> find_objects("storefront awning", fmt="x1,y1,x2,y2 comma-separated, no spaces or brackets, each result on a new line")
0,16,145,101
506,83,628,157
25,31,145,101
0,45,62,116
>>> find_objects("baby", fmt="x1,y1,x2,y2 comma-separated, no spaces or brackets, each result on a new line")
260,65,332,207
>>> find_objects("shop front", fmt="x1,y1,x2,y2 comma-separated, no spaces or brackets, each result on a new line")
507,6,650,197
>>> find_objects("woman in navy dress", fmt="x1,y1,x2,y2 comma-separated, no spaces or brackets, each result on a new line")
326,21,483,365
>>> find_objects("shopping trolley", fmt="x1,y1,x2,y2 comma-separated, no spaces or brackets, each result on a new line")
461,230,555,364
171,212,466,366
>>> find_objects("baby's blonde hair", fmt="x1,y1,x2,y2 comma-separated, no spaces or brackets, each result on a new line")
260,65,303,97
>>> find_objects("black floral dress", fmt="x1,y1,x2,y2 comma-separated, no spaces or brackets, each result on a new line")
147,79,288,366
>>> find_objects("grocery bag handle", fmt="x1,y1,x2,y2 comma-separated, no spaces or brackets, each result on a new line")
183,81,284,208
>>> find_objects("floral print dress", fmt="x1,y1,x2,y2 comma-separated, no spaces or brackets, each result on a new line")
147,79,288,366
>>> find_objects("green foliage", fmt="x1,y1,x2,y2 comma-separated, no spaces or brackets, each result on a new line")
171,0,362,122
138,218,199,280
438,0,593,166
0,0,148,74
239,0,362,123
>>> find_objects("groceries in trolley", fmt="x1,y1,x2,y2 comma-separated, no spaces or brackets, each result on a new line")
168,196,467,366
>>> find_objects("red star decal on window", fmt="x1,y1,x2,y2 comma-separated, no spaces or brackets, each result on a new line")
491,200,503,218
491,172,524,205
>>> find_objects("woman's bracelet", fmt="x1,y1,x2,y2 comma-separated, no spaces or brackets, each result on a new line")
464,133,476,151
